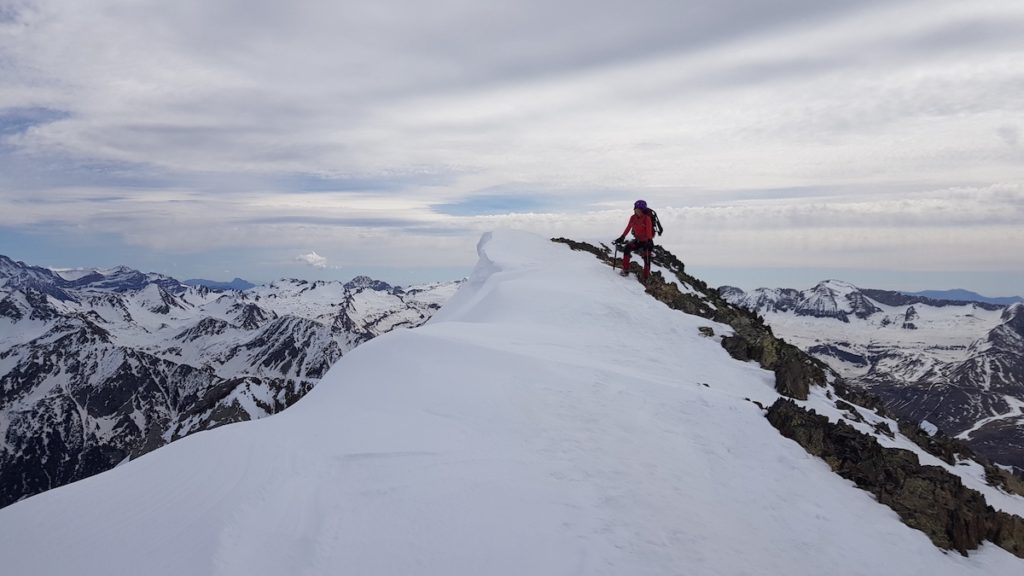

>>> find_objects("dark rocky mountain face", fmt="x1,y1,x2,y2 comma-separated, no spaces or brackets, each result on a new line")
344,275,395,293
0,255,459,508
722,285,1024,472
231,303,275,330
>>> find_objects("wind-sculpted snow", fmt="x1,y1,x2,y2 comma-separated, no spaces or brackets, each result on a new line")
0,231,1020,575
0,255,458,507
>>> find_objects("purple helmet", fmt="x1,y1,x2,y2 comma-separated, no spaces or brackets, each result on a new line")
634,199,647,210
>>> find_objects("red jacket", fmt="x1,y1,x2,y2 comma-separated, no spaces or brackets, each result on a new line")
621,212,654,242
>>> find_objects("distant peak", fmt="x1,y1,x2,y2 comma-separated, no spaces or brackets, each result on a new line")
814,279,860,292
344,275,393,292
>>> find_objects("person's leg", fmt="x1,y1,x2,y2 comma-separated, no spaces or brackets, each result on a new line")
642,250,651,280
621,242,634,271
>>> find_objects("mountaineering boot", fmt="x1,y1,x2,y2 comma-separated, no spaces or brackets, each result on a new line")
619,269,630,277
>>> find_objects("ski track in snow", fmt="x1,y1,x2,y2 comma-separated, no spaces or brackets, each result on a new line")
0,230,1022,575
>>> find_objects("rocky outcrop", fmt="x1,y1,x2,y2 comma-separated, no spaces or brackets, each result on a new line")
721,331,824,400
894,418,973,466
766,398,1024,558
987,463,1024,498
901,305,918,329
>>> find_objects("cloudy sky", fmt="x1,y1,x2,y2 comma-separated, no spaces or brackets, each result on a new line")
1,0,1022,295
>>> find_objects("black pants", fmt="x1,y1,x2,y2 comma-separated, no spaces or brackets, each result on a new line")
621,240,653,279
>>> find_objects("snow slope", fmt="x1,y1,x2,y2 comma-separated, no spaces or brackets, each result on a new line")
0,230,1021,575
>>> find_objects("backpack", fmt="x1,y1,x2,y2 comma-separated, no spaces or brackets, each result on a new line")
647,208,664,236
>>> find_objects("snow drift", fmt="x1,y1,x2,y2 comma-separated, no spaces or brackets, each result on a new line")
0,230,1021,575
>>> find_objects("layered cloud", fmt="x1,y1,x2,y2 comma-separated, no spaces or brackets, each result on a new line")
1,0,1022,291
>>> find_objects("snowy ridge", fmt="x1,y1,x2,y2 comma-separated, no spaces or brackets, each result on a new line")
0,231,1020,575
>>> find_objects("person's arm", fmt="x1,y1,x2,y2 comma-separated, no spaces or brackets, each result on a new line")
618,218,634,241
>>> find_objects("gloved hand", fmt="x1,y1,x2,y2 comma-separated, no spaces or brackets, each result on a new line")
645,239,655,250
615,236,625,244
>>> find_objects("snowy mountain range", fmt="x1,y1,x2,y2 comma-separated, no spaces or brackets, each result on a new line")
0,254,458,508
0,233,1021,575
720,280,1024,472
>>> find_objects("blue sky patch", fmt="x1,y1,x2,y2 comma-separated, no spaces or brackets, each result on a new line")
0,107,70,136
431,187,623,216
246,216,420,228
270,170,457,194
433,194,549,216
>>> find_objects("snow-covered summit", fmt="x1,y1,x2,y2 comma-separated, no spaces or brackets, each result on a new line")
804,279,882,319
0,231,1021,575
723,279,881,322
